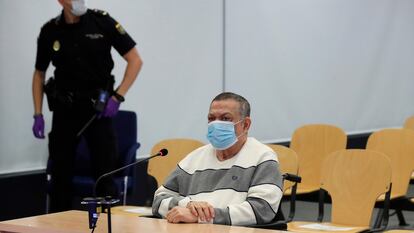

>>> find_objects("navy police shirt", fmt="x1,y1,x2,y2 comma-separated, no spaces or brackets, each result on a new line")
35,9,136,91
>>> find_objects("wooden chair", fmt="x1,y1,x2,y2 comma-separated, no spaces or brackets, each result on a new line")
403,116,414,130
267,144,300,222
245,144,300,230
287,149,392,233
288,124,347,195
366,129,414,227
403,116,414,185
384,231,414,233
148,138,204,187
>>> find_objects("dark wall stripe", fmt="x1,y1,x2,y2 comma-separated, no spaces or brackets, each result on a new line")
0,133,371,220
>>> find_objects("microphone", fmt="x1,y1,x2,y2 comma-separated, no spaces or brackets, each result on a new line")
93,148,168,198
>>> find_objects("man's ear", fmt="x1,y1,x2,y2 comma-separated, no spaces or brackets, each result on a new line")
243,117,251,131
57,0,69,8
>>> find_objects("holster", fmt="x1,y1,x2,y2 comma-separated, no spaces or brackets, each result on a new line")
43,77,58,111
43,77,74,111
43,75,115,111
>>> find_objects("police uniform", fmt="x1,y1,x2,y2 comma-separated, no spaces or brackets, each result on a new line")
35,9,136,212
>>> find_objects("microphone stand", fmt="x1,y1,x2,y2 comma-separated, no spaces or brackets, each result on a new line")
81,149,168,233
81,197,119,233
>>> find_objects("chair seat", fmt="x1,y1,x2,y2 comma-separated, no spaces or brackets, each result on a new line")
287,221,369,233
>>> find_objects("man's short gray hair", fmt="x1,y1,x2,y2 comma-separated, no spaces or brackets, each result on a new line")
211,92,251,118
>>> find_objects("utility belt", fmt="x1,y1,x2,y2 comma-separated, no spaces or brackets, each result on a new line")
44,77,114,111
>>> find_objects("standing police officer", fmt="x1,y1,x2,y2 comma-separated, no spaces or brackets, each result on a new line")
31,0,142,212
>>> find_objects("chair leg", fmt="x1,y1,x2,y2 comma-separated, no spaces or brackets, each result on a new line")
46,174,51,214
123,176,128,205
396,209,408,226
317,189,326,222
46,194,50,214
287,183,298,222
374,208,383,229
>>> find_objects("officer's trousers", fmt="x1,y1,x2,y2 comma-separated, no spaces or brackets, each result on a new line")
48,102,119,213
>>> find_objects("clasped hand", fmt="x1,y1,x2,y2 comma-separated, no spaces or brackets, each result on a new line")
166,201,215,224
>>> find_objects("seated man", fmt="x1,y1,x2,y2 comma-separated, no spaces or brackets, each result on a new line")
152,92,283,226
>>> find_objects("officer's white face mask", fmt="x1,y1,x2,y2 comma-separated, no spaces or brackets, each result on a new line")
71,0,87,16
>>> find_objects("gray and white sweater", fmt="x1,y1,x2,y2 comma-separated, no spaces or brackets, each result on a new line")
152,137,283,226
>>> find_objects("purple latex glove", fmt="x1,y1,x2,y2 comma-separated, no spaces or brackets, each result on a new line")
32,114,45,139
101,97,120,118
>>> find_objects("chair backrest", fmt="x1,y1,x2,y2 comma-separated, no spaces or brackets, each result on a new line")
403,116,414,130
366,128,414,199
148,138,204,186
321,149,391,227
112,111,140,175
74,110,140,176
290,124,347,192
266,144,299,192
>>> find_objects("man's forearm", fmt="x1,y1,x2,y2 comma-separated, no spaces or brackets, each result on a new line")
32,70,45,115
116,47,142,97
152,185,190,218
212,189,282,226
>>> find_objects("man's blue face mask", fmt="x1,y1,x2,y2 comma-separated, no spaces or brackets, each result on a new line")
206,120,243,150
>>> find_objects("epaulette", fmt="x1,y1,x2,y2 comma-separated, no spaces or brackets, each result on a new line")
53,14,62,25
92,9,109,17
41,14,61,29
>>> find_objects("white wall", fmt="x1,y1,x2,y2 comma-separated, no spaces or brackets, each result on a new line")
225,0,414,142
1,0,413,174
0,0,223,174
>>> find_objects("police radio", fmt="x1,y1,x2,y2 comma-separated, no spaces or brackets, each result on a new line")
94,90,110,113
76,89,110,137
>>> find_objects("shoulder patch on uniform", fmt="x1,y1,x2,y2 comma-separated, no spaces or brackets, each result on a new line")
92,9,109,16
115,23,126,35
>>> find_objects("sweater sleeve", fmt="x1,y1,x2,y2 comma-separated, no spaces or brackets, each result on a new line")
151,166,191,217
213,156,284,226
